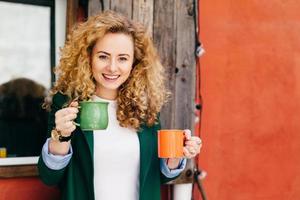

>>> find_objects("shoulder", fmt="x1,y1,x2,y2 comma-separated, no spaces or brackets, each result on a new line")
139,117,161,134
51,92,70,109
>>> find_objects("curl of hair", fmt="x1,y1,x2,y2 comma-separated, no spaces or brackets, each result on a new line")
44,10,169,129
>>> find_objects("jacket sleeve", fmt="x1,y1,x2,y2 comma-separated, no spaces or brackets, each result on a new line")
38,93,70,186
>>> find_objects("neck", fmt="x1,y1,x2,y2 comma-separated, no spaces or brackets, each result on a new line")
95,87,117,100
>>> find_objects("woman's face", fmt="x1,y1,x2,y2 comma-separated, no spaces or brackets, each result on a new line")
91,32,134,99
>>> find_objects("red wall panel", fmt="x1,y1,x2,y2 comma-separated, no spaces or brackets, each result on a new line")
198,0,300,199
0,177,59,200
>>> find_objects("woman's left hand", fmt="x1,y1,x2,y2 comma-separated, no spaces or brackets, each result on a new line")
166,129,202,169
183,129,202,159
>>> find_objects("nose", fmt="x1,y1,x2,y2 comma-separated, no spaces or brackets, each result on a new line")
107,58,117,73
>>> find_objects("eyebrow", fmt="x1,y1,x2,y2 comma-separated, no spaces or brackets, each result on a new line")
96,51,130,57
96,51,110,55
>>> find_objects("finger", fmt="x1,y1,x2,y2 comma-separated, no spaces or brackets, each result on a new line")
183,129,192,140
186,136,202,143
63,107,79,115
183,147,191,158
55,111,78,127
55,107,78,119
185,138,202,148
55,110,63,119
69,101,79,107
62,113,77,122
185,146,195,156
191,136,202,142
61,126,76,136
185,146,200,155
55,115,71,128
56,120,73,132
188,146,196,154
187,145,200,157
63,121,75,129
185,140,198,146
185,142,202,150
185,141,202,151
183,147,193,159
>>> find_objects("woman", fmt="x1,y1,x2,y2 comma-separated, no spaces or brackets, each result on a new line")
38,10,202,200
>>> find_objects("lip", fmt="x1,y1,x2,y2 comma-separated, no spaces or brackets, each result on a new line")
102,74,120,81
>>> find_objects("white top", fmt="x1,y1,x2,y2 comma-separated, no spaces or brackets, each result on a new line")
92,95,140,200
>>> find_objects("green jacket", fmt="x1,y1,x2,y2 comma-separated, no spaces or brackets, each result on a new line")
38,93,178,200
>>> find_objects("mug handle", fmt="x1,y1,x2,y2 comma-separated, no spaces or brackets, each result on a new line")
73,121,80,126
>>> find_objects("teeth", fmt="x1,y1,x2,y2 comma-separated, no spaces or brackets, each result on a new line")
103,74,119,79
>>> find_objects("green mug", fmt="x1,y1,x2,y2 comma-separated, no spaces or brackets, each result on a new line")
74,101,109,130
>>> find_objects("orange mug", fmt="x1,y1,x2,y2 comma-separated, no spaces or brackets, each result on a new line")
158,130,184,158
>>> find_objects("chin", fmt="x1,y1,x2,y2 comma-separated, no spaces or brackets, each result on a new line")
101,84,121,91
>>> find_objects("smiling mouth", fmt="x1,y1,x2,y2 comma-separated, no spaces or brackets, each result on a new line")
102,74,120,81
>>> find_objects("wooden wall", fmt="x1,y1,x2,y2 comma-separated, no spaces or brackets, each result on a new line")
87,0,197,184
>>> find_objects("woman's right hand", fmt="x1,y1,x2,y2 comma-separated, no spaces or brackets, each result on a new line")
49,101,79,156
54,101,79,136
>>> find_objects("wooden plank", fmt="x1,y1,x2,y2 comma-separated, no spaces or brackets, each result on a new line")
132,0,154,37
153,0,176,130
66,0,79,36
0,165,38,178
88,0,110,16
174,0,196,132
110,0,132,18
167,0,197,184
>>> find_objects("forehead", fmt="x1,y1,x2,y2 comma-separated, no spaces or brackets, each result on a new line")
93,33,134,54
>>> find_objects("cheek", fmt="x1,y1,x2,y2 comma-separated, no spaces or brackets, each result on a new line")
123,66,133,78
91,60,104,73
91,64,102,81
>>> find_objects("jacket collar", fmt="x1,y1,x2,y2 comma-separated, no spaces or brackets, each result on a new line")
138,125,155,191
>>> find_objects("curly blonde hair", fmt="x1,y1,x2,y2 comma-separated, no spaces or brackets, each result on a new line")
45,10,169,129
